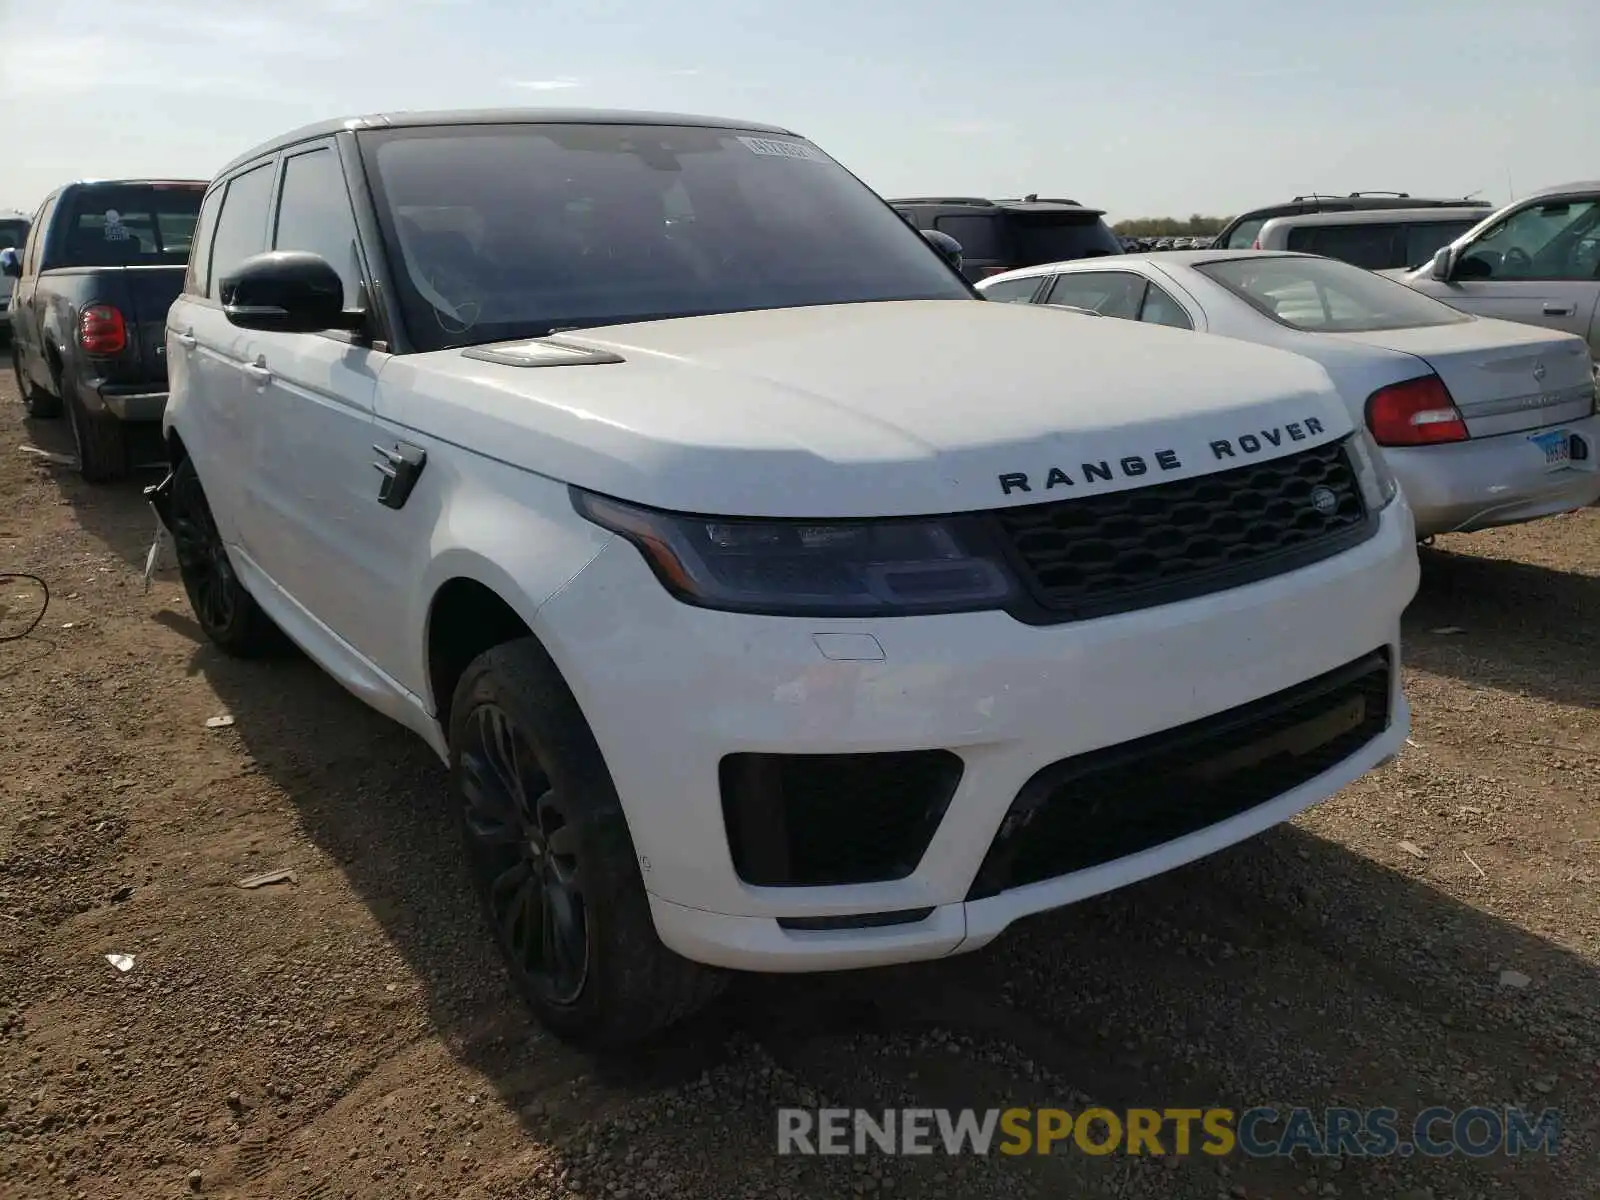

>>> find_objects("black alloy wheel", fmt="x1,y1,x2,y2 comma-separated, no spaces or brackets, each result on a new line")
459,701,589,1005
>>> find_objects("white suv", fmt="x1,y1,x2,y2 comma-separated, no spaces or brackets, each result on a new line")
154,109,1420,1047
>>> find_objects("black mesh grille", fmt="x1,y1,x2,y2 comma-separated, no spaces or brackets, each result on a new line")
967,651,1392,900
991,438,1371,621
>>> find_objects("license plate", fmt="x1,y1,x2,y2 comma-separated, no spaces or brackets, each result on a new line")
1528,429,1572,471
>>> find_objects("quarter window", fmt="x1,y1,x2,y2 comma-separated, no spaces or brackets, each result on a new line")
207,161,276,301
1139,282,1192,329
1042,271,1146,319
273,147,364,307
184,188,224,298
981,276,1043,304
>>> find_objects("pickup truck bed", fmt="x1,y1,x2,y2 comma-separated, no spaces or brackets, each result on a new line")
6,180,206,481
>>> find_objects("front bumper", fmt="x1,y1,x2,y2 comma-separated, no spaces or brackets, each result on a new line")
534,497,1419,972
1387,414,1600,538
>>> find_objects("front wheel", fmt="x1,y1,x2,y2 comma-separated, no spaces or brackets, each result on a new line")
449,638,725,1048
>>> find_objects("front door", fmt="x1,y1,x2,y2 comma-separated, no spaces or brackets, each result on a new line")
1413,194,1600,360
245,141,394,666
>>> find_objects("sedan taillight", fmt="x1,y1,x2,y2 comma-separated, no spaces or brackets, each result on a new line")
78,304,128,355
1365,375,1468,447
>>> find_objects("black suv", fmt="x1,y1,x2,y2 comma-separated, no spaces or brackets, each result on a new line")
1214,192,1492,251
889,195,1122,281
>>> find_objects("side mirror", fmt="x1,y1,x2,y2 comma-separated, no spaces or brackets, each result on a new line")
0,248,20,278
921,228,963,273
1428,246,1453,281
219,251,364,334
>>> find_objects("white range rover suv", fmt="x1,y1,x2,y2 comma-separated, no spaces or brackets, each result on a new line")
153,108,1420,1047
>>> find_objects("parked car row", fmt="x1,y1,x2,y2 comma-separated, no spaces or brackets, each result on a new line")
8,108,1428,1048
978,249,1600,538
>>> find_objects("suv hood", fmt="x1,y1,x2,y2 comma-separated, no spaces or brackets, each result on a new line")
379,300,1356,518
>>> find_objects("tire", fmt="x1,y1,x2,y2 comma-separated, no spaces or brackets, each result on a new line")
449,638,726,1048
62,368,128,482
11,345,61,418
168,457,285,657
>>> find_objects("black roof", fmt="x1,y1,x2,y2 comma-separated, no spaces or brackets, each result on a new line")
217,107,798,179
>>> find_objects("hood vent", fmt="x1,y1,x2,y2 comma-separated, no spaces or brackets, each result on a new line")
461,338,625,368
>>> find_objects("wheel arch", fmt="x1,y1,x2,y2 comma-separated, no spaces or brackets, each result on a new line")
424,559,553,729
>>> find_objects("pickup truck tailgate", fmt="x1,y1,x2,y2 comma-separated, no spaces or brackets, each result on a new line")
116,265,188,383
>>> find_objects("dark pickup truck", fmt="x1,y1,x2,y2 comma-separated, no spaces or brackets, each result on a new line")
4,179,206,480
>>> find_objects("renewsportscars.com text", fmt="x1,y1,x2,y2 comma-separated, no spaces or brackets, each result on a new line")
776,1106,1560,1159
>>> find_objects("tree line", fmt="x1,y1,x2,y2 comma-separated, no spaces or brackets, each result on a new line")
1112,215,1233,237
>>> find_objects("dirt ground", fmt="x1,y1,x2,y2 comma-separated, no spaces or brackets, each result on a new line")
1,369,1597,1200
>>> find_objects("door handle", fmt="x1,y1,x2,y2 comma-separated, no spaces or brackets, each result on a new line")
1543,303,1575,317
242,360,272,385
172,329,197,349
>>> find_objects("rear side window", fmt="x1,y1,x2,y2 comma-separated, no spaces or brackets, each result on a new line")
1284,223,1399,271
273,147,364,307
1402,220,1477,270
183,189,224,298
207,162,276,300
0,220,26,250
932,215,1004,261
50,184,205,268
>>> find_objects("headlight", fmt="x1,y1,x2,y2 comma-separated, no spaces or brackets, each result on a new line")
1346,428,1399,511
571,489,1017,616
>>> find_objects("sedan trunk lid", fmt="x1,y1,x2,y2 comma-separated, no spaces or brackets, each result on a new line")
1324,318,1595,437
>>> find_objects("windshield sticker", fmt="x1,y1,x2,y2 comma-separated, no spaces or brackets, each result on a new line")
738,136,827,162
103,209,133,241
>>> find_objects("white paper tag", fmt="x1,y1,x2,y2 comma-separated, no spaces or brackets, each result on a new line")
737,136,827,162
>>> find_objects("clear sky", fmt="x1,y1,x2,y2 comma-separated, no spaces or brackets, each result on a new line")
2,0,1595,222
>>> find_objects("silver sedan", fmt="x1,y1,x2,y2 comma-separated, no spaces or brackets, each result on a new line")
978,250,1600,539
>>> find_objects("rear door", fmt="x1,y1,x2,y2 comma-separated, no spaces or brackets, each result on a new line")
13,195,57,385
180,158,278,542
1411,195,1600,359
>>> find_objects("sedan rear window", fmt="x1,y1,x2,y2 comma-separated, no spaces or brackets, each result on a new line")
1195,255,1472,332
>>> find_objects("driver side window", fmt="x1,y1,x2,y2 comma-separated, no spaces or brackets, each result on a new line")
1459,199,1600,281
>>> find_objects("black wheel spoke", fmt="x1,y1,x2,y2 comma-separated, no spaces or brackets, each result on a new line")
460,700,589,1006
501,871,541,967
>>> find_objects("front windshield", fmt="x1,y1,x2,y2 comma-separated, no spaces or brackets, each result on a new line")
1220,217,1269,249
1196,254,1474,333
361,123,974,350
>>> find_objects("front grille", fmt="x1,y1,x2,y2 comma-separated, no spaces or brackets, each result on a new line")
720,751,964,886
966,650,1391,900
990,437,1372,623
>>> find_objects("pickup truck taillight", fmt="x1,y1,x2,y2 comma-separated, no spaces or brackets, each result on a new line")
1365,375,1468,447
78,304,128,355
